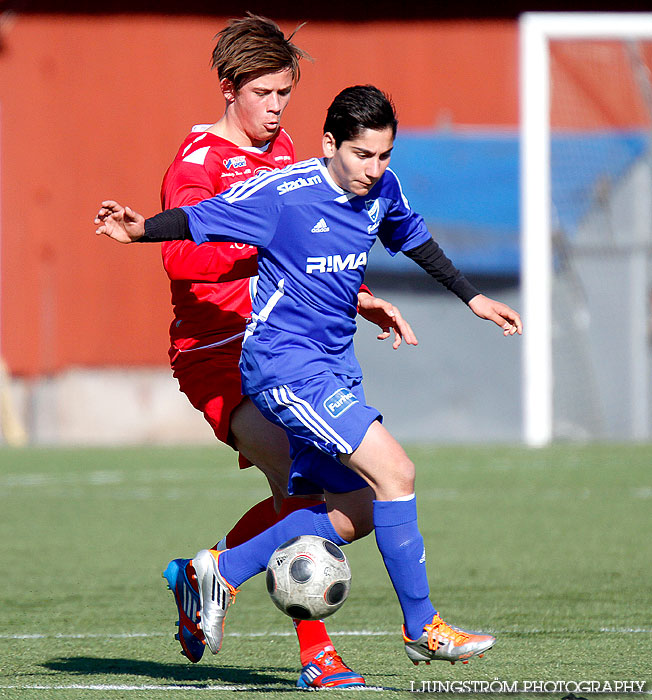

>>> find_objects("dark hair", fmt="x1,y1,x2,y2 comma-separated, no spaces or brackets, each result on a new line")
323,85,398,147
211,13,310,90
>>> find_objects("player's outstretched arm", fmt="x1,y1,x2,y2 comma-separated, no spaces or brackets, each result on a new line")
95,201,145,243
357,292,418,350
468,294,523,336
402,238,522,337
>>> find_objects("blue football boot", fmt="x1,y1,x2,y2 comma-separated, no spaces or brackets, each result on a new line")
162,558,206,663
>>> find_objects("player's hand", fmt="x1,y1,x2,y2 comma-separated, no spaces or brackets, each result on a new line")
468,294,523,336
95,200,145,243
357,293,418,350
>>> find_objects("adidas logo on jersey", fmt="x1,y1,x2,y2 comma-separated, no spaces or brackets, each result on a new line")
311,218,330,233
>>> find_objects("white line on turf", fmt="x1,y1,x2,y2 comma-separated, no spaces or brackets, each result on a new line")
0,686,242,692
0,685,386,692
0,631,386,640
0,685,648,695
1,627,650,640
1,633,167,639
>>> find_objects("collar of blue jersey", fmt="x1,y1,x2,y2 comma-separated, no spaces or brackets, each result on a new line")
318,158,356,201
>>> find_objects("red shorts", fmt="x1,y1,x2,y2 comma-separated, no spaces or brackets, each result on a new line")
170,344,251,467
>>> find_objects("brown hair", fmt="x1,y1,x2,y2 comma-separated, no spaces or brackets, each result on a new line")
211,13,310,91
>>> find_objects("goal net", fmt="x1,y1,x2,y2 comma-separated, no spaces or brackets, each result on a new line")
520,13,652,445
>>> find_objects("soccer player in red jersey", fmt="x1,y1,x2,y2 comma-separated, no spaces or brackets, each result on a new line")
159,15,415,689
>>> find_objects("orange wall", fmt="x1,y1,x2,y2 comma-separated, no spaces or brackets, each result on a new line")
0,15,518,375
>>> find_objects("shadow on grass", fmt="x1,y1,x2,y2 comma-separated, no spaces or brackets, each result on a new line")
43,656,292,687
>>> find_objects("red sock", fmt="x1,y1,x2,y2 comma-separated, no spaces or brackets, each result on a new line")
217,494,331,664
294,619,335,667
218,496,323,549
279,496,334,665
217,496,278,549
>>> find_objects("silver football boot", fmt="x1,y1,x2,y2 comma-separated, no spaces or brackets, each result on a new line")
403,613,495,665
191,549,238,654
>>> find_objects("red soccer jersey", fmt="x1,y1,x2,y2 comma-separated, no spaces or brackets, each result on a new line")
160,125,295,351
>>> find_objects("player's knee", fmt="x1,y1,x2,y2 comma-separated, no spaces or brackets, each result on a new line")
375,455,415,500
395,456,416,494
343,505,374,542
333,515,373,543
327,500,374,543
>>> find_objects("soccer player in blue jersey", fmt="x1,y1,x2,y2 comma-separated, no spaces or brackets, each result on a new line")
96,85,521,666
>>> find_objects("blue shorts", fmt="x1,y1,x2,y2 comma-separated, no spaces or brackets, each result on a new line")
251,372,381,495
286,445,369,495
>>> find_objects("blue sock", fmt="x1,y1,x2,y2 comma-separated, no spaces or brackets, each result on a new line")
218,504,347,588
373,497,436,640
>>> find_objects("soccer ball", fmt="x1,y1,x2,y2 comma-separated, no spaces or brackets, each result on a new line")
265,535,351,621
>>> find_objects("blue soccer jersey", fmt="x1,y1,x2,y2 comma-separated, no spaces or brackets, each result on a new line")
181,157,431,394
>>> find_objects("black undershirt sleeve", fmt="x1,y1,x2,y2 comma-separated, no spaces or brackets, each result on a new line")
139,208,193,242
403,237,480,304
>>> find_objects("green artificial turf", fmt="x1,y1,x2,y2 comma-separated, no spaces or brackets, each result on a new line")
0,444,650,699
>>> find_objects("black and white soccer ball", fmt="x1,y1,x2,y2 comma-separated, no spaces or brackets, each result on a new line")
265,535,351,621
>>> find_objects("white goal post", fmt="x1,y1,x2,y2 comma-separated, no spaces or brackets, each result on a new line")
520,13,652,446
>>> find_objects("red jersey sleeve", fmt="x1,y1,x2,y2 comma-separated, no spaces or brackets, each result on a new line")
161,143,258,283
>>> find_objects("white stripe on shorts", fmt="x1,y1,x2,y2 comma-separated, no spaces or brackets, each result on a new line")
272,385,353,454
280,385,354,454
272,386,345,453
